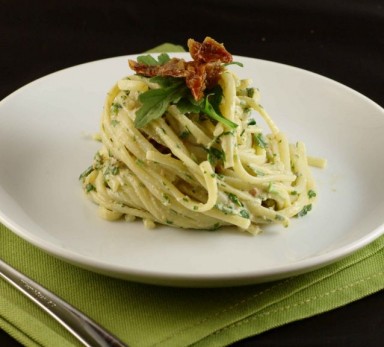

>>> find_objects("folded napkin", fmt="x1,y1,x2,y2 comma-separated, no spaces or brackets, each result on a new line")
1,44,383,347
1,224,383,347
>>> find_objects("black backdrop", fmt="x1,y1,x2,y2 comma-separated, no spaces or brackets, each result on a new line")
1,1,383,346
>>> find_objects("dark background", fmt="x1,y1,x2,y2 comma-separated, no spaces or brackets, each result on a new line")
1,0,383,346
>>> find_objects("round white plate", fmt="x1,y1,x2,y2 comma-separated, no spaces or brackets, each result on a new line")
1,54,384,287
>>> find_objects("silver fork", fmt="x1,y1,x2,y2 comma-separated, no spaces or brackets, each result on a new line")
0,258,128,347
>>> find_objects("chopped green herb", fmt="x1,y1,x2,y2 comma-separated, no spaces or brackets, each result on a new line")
206,147,225,165
228,193,243,207
308,190,317,199
104,165,119,176
210,222,221,230
297,204,312,217
254,133,268,149
111,102,122,115
135,159,145,166
85,183,96,193
179,129,190,139
162,194,170,204
79,166,94,180
247,118,256,126
110,119,120,127
246,88,255,98
240,209,250,219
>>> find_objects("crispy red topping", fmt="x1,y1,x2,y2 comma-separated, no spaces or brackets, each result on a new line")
128,37,233,100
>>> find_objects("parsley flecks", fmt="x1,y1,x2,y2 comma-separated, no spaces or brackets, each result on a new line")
254,133,268,149
210,222,221,231
228,193,243,207
246,88,255,98
179,129,190,139
104,165,119,176
85,183,96,193
240,209,250,219
110,119,120,127
308,190,317,199
79,166,94,181
206,147,225,165
111,102,122,115
297,204,312,217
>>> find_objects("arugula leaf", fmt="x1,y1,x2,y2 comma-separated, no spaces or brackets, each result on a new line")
176,96,202,114
137,53,171,66
150,76,178,87
135,78,187,128
157,53,171,65
203,95,238,129
134,74,238,129
206,85,223,112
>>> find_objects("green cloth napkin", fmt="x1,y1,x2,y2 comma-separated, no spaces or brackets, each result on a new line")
1,224,383,347
1,43,384,347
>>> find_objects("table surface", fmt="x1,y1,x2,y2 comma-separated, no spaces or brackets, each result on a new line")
1,1,383,346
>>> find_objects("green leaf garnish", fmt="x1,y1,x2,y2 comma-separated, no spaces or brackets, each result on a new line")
134,78,187,128
133,65,238,129
137,53,171,66
203,94,238,129
176,96,202,114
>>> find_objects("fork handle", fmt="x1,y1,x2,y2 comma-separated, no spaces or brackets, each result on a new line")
0,258,128,347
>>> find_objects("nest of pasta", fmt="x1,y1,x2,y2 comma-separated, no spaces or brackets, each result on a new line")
80,37,324,234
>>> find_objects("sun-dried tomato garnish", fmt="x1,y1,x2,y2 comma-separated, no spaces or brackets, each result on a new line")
128,37,233,100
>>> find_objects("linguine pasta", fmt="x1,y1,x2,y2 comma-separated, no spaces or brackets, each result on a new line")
80,38,325,234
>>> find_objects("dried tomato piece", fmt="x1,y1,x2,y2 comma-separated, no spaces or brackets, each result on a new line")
187,37,232,64
128,37,233,100
128,58,189,78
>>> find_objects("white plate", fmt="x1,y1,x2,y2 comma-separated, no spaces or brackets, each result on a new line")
1,54,384,287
